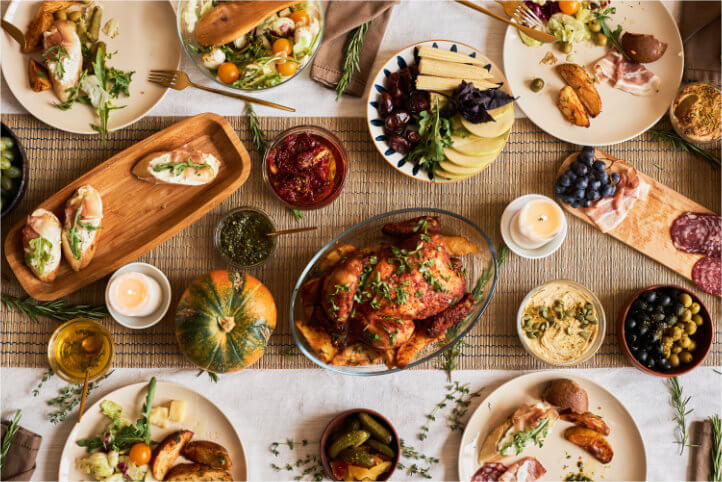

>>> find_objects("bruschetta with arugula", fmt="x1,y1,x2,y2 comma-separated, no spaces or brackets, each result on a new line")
61,185,103,271
22,208,62,282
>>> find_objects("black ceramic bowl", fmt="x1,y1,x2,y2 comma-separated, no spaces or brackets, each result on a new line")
1,123,29,218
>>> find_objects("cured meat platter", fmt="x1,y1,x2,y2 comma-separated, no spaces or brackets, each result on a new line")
558,151,718,288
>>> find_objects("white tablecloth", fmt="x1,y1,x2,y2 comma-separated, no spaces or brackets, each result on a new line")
2,367,720,481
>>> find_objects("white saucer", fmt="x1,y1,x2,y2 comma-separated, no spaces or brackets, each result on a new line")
501,194,567,260
105,262,171,329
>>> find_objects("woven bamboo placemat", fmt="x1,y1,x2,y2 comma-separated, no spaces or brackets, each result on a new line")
1,114,719,370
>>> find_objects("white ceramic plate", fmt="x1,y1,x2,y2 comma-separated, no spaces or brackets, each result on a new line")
2,1,181,135
458,371,646,481
59,380,247,481
503,1,683,146
366,40,512,183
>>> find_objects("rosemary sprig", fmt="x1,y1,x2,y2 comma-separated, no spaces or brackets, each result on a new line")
335,21,370,101
33,369,55,397
196,370,219,383
246,104,266,154
47,371,113,424
0,409,22,473
711,414,722,482
1,293,108,322
668,376,696,454
650,129,720,169
399,439,439,479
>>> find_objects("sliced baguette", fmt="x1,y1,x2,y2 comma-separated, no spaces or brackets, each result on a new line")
477,418,513,464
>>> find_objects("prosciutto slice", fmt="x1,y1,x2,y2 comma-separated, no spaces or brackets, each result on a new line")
511,403,558,432
584,164,650,233
498,458,546,482
593,49,661,96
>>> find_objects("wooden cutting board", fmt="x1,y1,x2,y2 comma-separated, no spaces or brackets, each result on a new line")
4,113,251,300
558,151,717,281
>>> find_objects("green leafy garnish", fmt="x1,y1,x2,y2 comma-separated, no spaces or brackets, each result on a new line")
592,8,630,60
25,237,53,275
0,409,22,473
55,70,87,111
406,98,454,176
668,376,697,455
335,21,370,101
289,208,303,222
246,104,266,153
105,67,134,97
499,417,550,455
152,156,210,176
650,129,720,169
711,414,721,482
68,196,86,260
43,45,70,79
90,101,124,141
1,293,107,322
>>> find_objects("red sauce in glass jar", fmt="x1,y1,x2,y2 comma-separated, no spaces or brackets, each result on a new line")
266,132,346,208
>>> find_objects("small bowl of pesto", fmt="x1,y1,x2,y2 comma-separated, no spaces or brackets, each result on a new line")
214,207,277,268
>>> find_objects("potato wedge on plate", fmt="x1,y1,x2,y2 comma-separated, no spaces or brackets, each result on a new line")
564,426,614,464
165,463,232,481
557,63,602,117
443,235,481,256
558,86,590,127
151,430,193,480
182,441,232,470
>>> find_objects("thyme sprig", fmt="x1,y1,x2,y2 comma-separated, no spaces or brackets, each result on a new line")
335,21,370,101
0,409,22,473
47,371,113,424
33,369,55,396
246,104,267,154
196,370,219,383
710,414,721,482
650,129,720,169
270,439,311,456
1,293,108,322
419,382,468,440
269,440,323,480
448,383,483,432
399,439,439,479
668,376,697,455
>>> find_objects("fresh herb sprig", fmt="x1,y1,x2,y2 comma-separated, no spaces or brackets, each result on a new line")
152,158,210,176
650,129,720,169
668,376,696,455
48,371,113,424
419,382,469,440
43,45,70,78
399,439,439,479
448,382,483,432
33,369,55,396
196,370,219,383
406,98,454,176
499,417,550,455
270,439,311,456
246,104,267,153
1,293,108,322
55,70,87,111
289,208,303,222
335,21,370,101
269,440,323,480
0,409,22,473
711,414,722,482
592,8,629,60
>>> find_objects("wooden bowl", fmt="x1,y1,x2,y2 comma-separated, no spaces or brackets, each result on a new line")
319,409,400,481
618,284,713,377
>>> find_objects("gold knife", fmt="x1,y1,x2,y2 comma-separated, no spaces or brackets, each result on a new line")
2,20,26,49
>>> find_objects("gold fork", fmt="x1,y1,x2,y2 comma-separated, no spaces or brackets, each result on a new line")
148,70,295,112
455,0,556,43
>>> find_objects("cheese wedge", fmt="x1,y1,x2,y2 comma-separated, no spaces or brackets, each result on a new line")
416,75,500,92
417,45,489,66
419,58,493,81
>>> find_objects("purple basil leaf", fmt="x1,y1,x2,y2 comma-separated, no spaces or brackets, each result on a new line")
449,81,516,124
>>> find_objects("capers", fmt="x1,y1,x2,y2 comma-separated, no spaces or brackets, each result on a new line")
689,302,701,314
593,33,608,47
558,41,573,54
588,19,602,32
692,314,704,326
679,351,693,364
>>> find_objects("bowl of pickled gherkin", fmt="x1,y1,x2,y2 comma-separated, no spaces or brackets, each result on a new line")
0,124,28,218
619,285,712,377
320,409,400,481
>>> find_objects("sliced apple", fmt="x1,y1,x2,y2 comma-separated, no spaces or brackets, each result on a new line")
443,146,502,168
451,131,508,156
438,160,486,175
460,103,514,138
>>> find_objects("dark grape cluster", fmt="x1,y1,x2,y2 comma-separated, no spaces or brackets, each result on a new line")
377,65,430,155
554,146,621,208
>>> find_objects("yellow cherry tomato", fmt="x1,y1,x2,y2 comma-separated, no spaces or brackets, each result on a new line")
272,38,293,56
559,0,580,15
217,62,239,84
129,443,152,465
289,10,310,26
277,58,298,77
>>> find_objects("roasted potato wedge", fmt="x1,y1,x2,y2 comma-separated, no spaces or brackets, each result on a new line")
331,343,384,366
558,86,590,127
182,441,232,470
295,320,337,363
564,426,613,464
560,409,611,435
28,58,52,91
557,63,602,117
164,463,232,481
151,430,194,480
394,331,439,368
300,277,322,319
318,244,356,273
443,235,480,257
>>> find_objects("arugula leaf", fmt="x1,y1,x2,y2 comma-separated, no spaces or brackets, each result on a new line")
499,417,550,455
90,101,124,141
68,196,86,260
105,67,134,98
25,237,53,275
592,7,630,60
55,70,87,111
405,98,454,176
152,157,210,176
43,45,69,79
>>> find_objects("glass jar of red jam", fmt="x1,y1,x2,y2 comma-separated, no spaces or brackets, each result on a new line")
262,125,348,210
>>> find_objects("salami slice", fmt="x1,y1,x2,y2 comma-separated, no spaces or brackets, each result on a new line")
472,463,508,482
692,255,721,296
671,212,721,257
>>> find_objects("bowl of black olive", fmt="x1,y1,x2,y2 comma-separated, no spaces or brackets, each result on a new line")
1,123,29,218
619,285,712,376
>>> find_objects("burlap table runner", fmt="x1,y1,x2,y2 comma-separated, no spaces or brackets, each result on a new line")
1,114,719,370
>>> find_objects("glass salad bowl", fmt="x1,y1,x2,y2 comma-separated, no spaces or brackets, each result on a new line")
289,208,499,376
176,0,324,92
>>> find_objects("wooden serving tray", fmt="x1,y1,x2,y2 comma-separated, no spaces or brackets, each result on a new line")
558,151,716,281
4,113,251,300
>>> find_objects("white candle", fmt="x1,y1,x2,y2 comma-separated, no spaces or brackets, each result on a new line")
108,272,162,317
510,198,565,249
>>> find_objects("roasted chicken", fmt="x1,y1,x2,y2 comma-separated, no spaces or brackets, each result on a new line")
297,216,480,368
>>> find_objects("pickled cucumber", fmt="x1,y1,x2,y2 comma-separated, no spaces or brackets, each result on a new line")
365,439,395,458
358,413,392,444
327,430,370,459
338,447,375,468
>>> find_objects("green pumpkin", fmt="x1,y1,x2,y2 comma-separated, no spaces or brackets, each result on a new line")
175,270,277,373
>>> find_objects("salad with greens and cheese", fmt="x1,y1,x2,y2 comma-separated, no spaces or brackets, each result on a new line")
181,1,323,90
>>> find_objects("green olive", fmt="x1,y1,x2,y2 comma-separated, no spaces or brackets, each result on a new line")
684,322,697,335
692,314,704,326
688,340,697,352
0,176,13,192
679,309,692,322
559,41,573,54
5,166,21,179
0,137,14,150
588,19,602,33
689,302,701,314
530,78,545,92
679,351,693,364
2,150,15,162
68,11,83,22
669,354,680,367
671,326,683,341
662,336,673,346
678,293,692,307
54,9,68,20
0,158,10,170
593,32,608,47
671,345,683,355
679,335,691,349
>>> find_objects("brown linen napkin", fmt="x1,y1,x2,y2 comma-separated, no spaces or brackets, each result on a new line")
311,1,398,97
687,419,713,481
0,421,42,481
679,1,721,84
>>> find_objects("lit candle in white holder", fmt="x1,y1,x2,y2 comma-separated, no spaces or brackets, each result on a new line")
510,198,565,250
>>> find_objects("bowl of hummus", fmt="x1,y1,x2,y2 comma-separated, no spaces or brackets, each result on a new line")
517,280,606,366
